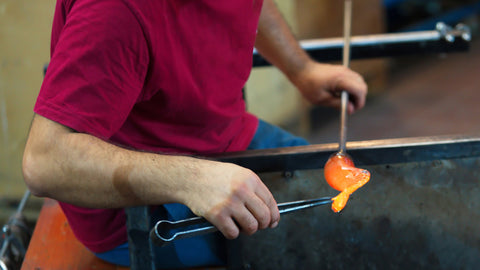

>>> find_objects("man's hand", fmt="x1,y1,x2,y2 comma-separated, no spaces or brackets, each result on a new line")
180,161,280,239
291,61,368,115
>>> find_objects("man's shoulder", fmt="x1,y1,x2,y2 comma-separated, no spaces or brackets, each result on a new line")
58,0,148,40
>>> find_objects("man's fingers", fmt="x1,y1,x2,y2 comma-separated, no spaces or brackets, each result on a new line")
212,213,240,239
348,85,367,111
232,207,259,236
328,80,366,113
253,181,280,228
340,73,368,111
245,195,273,230
196,167,282,240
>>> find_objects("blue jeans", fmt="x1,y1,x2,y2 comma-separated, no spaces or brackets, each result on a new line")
94,119,309,268
247,119,309,149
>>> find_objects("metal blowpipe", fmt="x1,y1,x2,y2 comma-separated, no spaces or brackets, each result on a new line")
339,0,352,154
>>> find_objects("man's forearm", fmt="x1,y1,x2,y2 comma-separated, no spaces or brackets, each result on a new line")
22,114,211,208
255,0,312,80
23,114,281,238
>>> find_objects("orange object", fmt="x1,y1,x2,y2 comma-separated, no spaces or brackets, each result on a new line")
22,198,224,270
22,198,130,270
324,153,370,212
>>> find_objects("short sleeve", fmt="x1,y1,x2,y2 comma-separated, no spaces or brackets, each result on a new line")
35,0,149,139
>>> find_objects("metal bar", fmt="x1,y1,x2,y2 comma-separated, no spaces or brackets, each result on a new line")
300,31,442,49
252,22,471,67
342,0,352,68
15,190,30,215
0,227,10,262
125,207,156,270
339,0,352,154
277,197,332,214
339,91,348,153
213,134,480,173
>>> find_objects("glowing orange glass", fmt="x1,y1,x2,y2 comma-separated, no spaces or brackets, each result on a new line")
324,153,370,212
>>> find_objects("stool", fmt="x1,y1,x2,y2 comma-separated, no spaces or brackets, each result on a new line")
21,198,129,270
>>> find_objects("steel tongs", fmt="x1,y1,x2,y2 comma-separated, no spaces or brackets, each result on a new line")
150,196,333,246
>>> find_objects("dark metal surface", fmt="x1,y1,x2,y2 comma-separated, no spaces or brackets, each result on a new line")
252,22,470,67
125,206,156,270
223,135,480,270
126,135,480,269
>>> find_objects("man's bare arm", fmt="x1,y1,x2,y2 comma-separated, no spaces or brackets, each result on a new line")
255,0,310,80
22,114,280,238
255,0,368,114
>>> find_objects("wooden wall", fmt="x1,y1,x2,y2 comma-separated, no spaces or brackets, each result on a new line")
0,0,55,210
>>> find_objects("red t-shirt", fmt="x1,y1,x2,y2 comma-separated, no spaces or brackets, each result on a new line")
35,0,262,252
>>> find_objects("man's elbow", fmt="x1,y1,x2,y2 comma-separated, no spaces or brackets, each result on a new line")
22,149,51,198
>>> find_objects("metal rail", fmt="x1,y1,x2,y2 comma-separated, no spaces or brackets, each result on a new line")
252,22,471,67
213,134,480,172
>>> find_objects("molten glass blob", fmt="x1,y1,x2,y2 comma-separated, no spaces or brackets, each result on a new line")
324,153,370,212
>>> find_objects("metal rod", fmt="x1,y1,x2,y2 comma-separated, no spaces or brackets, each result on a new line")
0,227,10,259
277,197,333,214
342,0,352,68
252,23,471,66
299,25,467,50
339,0,352,154
0,260,7,270
299,32,442,49
0,190,31,262
16,190,30,215
339,91,348,153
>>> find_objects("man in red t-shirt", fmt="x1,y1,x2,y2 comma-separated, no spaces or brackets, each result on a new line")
23,0,367,268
